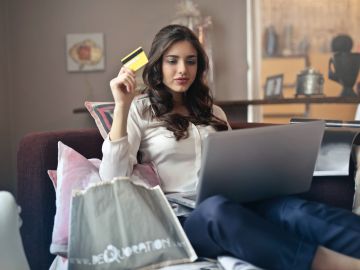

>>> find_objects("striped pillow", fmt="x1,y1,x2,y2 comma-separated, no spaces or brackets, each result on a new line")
85,101,115,139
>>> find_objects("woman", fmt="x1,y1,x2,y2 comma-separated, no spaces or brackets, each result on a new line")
99,24,360,270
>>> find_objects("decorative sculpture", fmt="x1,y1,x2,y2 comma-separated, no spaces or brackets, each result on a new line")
328,34,360,97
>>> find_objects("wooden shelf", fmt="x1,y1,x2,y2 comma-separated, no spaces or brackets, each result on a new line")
216,96,360,106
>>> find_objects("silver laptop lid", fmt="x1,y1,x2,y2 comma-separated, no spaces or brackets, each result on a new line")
196,121,325,205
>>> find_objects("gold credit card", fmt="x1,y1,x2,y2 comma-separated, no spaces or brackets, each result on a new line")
121,47,148,71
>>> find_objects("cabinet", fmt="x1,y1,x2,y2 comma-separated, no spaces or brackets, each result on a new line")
261,56,306,123
260,53,360,123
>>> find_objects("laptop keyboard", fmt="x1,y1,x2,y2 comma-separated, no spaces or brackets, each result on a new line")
183,194,197,201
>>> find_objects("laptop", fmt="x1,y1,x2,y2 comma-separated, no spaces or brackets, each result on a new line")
166,121,325,209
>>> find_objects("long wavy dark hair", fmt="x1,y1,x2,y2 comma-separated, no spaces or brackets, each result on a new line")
142,24,228,140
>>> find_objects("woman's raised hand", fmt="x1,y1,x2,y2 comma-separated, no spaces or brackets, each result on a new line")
109,66,137,107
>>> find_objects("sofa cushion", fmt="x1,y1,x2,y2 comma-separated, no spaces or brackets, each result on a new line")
50,142,101,257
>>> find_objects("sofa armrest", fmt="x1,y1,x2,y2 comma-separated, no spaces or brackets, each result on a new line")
17,128,103,270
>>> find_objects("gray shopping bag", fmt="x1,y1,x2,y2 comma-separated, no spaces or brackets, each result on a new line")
68,177,197,270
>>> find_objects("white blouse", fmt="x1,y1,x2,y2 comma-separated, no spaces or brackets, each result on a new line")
99,95,230,193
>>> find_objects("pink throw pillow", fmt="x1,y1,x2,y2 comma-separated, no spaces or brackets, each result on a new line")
50,142,101,257
133,163,161,188
47,160,101,190
48,142,161,257
85,101,115,139
48,170,57,190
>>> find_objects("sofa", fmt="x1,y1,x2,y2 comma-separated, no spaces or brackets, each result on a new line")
17,123,355,270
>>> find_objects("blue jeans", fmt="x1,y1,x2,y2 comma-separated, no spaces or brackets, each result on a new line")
183,195,360,270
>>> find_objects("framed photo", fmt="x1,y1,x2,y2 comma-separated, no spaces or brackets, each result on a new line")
264,74,284,98
66,33,105,72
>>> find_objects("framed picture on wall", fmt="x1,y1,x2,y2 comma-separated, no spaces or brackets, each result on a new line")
66,33,105,72
264,74,284,99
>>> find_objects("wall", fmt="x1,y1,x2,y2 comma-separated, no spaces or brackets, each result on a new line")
3,0,247,195
0,0,13,192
